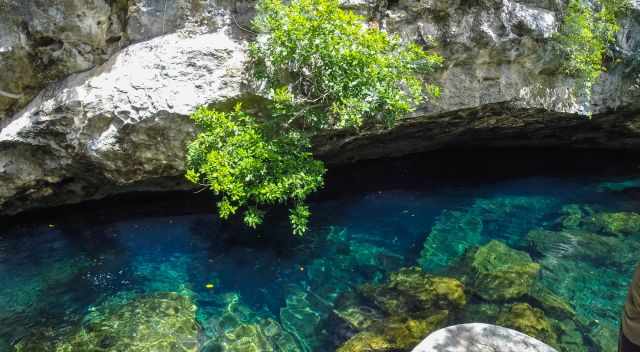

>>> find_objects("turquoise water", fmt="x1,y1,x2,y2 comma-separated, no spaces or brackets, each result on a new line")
1,152,640,351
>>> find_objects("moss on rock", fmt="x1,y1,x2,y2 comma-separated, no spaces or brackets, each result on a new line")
496,303,558,348
60,292,199,352
467,240,540,301
336,311,449,352
359,267,466,316
592,212,640,236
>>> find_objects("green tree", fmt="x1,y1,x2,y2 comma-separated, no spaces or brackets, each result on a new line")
555,0,630,96
186,0,443,235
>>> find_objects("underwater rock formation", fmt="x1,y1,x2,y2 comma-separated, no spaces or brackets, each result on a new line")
589,212,640,237
496,303,559,348
15,292,200,351
198,292,301,352
333,267,466,352
0,255,92,343
359,267,466,316
279,288,331,351
419,196,556,272
556,204,640,236
466,240,540,301
337,312,450,352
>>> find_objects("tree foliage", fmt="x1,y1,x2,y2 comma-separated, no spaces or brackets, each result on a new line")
186,106,324,235
555,0,630,93
186,0,443,235
249,0,443,129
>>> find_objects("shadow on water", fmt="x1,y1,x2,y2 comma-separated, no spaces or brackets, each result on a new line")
3,148,640,232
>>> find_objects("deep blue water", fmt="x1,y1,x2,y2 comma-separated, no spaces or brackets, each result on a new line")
1,151,640,351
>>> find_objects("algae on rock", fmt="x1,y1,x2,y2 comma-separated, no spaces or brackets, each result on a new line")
359,266,466,316
16,292,200,352
336,311,450,352
334,267,465,352
466,240,540,301
496,303,559,348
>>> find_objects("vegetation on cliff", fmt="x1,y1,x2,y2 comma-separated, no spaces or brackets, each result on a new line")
555,0,630,96
186,0,442,234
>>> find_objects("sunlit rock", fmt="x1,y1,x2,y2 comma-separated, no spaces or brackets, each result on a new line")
359,267,466,316
496,303,558,348
466,240,540,301
1,0,640,214
0,28,247,215
16,292,200,352
337,311,450,352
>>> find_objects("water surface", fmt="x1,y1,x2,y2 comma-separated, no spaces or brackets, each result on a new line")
1,151,639,351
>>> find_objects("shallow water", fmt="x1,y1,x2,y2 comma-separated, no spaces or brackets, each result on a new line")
2,152,640,351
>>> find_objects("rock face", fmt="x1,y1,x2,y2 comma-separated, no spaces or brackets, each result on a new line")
412,323,558,352
1,0,640,214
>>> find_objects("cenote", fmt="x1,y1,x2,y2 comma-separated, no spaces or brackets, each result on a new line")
2,150,640,352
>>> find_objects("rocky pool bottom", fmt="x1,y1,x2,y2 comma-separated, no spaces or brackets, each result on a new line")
1,151,640,352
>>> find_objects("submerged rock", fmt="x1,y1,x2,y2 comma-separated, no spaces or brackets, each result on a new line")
555,205,640,237
199,292,301,352
16,292,200,351
419,209,483,272
467,240,540,301
279,288,329,351
359,267,466,316
496,303,558,348
527,222,640,333
333,267,464,352
337,311,450,352
591,212,640,237
527,228,640,269
419,197,556,272
412,323,559,352
526,284,576,321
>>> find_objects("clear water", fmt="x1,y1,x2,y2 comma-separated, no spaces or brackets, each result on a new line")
1,152,640,351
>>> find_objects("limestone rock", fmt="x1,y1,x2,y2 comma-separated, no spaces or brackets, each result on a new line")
0,29,246,215
0,0,127,120
1,0,640,215
411,323,559,352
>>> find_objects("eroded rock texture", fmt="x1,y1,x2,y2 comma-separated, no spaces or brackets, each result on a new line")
1,0,640,214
